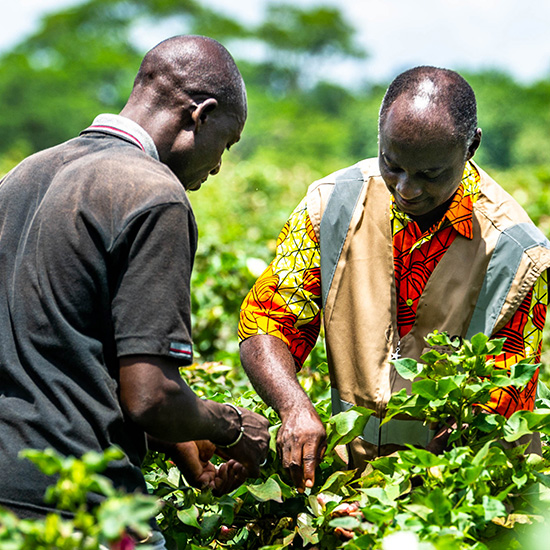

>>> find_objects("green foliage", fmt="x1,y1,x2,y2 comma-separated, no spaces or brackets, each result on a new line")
0,447,159,549
2,333,550,549
2,1,550,548
155,333,549,549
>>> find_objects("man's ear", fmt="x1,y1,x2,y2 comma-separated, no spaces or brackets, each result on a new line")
191,98,219,132
466,128,482,161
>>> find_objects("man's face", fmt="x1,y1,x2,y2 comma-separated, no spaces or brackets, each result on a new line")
167,103,245,191
379,101,469,218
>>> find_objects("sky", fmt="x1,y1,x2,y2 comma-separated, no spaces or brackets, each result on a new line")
3,0,550,85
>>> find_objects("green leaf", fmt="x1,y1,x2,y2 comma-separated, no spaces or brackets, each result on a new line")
538,380,550,401
426,488,452,525
361,505,396,525
492,361,538,389
296,513,319,545
385,393,428,421
398,448,446,469
471,413,502,434
437,377,460,396
326,406,372,452
393,358,423,380
362,486,401,506
19,448,63,476
523,410,550,435
419,349,448,364
247,476,283,503
533,471,550,489
200,513,222,539
509,360,539,387
319,469,357,494
177,506,200,529
328,516,361,530
485,338,505,356
412,379,438,400
503,411,534,441
482,495,506,521
470,333,490,355
98,494,160,540
472,440,492,466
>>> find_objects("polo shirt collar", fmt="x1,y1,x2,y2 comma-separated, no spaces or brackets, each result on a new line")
80,114,159,161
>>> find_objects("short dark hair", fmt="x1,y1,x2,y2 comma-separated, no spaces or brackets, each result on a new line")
133,35,246,115
379,66,477,146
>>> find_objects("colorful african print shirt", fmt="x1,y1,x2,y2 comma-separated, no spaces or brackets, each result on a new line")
239,162,548,417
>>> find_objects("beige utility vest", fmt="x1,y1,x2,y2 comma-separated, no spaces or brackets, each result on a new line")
307,158,550,467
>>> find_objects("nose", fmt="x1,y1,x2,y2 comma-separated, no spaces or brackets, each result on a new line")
210,161,221,176
395,173,422,200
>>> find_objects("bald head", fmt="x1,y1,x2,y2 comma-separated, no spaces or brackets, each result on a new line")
379,66,477,149
120,35,247,190
377,66,482,221
127,35,246,117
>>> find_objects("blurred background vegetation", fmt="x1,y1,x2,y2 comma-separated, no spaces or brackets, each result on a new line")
2,0,550,380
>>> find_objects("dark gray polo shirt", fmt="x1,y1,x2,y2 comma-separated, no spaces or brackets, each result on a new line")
0,114,197,518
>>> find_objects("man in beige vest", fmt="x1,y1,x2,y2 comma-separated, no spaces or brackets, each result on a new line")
238,66,550,492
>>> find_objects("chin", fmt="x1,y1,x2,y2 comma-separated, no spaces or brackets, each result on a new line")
186,180,203,191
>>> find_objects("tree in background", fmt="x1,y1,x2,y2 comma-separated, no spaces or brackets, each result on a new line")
2,0,550,364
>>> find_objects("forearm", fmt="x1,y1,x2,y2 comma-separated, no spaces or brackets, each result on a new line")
120,356,240,446
241,333,326,490
240,334,315,420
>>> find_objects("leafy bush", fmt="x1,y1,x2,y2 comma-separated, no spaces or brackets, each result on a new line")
0,447,159,549
4,333,548,549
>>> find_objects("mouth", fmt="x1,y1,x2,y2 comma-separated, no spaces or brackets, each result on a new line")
394,194,425,211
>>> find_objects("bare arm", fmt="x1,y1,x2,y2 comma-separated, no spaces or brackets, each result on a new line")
119,355,269,476
240,334,326,492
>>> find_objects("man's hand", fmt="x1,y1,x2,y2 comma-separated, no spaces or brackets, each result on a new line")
215,406,270,478
426,420,457,455
160,440,247,495
277,405,326,493
240,334,327,492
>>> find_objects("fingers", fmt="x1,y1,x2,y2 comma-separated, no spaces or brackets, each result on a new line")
303,440,326,489
195,440,216,462
210,460,248,496
278,426,326,493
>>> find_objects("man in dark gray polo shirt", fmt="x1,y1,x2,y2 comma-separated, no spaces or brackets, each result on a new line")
0,35,269,547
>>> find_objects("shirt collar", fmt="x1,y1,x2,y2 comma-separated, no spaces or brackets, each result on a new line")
391,161,480,240
80,114,159,161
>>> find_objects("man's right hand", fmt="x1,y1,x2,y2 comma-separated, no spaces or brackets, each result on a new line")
240,334,328,492
277,404,326,493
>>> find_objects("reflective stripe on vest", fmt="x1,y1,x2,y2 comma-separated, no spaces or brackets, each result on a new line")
466,223,550,338
331,388,436,448
320,164,365,308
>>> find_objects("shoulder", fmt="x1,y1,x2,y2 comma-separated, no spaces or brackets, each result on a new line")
57,136,190,213
474,162,537,228
473,162,550,270
307,158,379,195
306,158,381,232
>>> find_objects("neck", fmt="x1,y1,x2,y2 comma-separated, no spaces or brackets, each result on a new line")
411,196,454,233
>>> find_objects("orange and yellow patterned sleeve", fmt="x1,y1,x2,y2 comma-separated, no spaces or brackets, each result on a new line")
238,198,322,369
483,270,548,417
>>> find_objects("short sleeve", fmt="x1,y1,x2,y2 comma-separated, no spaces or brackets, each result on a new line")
238,198,322,369
110,202,197,364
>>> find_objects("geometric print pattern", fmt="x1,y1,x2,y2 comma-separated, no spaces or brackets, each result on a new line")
392,166,479,335
238,198,322,367
238,165,548,416
392,162,547,416
483,271,548,416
